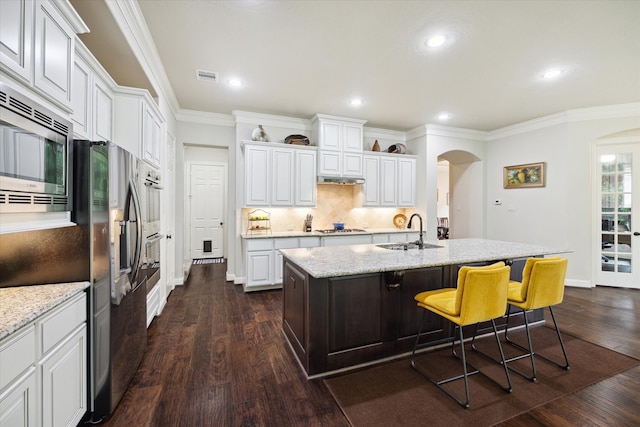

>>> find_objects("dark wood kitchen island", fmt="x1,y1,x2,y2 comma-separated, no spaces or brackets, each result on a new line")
279,238,569,378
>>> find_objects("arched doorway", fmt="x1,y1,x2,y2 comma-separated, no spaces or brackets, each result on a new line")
436,150,482,239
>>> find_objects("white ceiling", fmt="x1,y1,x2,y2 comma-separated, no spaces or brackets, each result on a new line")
74,0,640,132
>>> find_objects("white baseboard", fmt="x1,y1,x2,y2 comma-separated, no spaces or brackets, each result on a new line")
565,279,593,288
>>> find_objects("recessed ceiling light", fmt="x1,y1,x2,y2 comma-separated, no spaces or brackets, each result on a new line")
426,35,447,48
541,69,564,80
437,113,451,121
228,78,243,87
350,98,363,107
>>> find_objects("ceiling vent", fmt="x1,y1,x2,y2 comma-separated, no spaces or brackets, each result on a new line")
196,69,218,83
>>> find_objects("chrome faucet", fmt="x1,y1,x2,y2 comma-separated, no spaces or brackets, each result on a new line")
407,213,424,249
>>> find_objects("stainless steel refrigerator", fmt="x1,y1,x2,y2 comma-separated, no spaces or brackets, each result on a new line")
73,140,147,422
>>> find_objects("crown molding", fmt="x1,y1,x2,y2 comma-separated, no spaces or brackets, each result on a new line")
232,110,311,131
425,124,488,141
177,109,235,127
487,102,640,140
52,0,89,34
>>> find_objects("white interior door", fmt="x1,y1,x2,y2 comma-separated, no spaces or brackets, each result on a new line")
189,163,225,259
595,141,640,288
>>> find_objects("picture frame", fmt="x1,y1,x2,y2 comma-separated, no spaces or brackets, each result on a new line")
503,162,545,188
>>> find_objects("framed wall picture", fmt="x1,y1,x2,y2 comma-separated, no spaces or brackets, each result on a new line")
503,162,545,188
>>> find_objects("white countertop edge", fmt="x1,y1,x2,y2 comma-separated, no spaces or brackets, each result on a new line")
0,281,90,340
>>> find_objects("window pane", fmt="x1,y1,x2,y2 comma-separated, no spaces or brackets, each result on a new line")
618,194,631,212
617,153,632,172
602,194,615,211
601,155,616,173
601,175,615,192
601,214,615,231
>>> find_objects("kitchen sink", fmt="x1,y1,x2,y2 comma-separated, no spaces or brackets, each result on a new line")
376,242,443,250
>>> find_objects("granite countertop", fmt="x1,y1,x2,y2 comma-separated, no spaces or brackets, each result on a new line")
0,281,90,340
241,228,417,239
279,238,570,278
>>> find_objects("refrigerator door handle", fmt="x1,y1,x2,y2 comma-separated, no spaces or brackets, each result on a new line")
128,178,143,287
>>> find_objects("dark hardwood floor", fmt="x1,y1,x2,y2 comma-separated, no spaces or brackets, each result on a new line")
100,262,639,427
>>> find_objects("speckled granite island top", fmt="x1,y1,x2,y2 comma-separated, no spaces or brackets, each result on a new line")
0,281,89,340
279,238,570,278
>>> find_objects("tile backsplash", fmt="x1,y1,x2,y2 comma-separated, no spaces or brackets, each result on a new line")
242,185,416,233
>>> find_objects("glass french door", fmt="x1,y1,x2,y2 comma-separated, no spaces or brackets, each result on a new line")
596,142,640,288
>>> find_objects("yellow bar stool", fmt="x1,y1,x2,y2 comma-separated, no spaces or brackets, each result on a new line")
500,256,570,382
411,262,512,408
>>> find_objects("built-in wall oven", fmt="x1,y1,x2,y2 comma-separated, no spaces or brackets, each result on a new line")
139,162,163,292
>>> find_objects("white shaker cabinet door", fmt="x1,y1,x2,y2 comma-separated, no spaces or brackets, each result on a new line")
246,250,273,288
295,150,317,206
343,124,363,152
244,144,271,206
39,325,87,427
380,157,398,206
0,0,33,83
93,78,113,143
397,157,416,207
362,155,380,206
0,368,37,427
70,54,91,139
271,148,294,206
34,0,74,110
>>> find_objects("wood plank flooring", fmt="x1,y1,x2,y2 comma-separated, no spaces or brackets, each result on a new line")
101,263,639,426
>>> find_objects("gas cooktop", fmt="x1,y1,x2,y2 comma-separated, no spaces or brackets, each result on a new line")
316,229,367,234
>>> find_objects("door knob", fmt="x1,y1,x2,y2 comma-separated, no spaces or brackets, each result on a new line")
167,235,172,239
634,232,640,236
220,222,224,226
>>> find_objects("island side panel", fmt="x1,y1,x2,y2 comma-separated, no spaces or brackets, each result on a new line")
282,261,307,369
396,266,450,352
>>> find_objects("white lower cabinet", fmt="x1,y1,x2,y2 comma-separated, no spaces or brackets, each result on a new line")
0,292,87,427
38,325,86,427
371,232,420,244
244,236,321,291
321,234,373,246
0,369,36,427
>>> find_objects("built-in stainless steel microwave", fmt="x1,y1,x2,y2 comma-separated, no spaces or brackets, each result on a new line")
0,83,72,213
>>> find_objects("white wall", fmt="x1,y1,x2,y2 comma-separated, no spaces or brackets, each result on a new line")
485,108,640,287
174,118,234,283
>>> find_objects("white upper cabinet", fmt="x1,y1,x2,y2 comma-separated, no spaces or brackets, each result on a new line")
271,147,294,206
243,141,317,208
70,52,91,138
0,0,34,83
71,41,114,142
114,86,164,163
380,157,398,206
295,149,317,206
362,152,416,207
397,156,416,207
0,0,88,111
244,143,271,206
312,114,366,177
362,155,380,205
142,103,162,167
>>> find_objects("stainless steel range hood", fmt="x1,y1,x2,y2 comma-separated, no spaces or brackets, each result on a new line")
317,176,365,185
